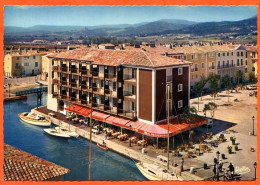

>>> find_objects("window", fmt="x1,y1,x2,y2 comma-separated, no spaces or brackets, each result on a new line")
183,55,187,60
241,59,243,66
52,60,54,66
35,62,38,67
15,63,19,68
237,59,240,66
201,63,204,68
33,56,36,59
201,54,205,59
218,61,220,68
131,102,135,111
245,60,247,65
237,52,240,57
24,63,29,66
178,68,183,75
246,52,248,58
113,82,117,91
178,84,183,92
191,55,194,60
194,54,198,59
195,64,198,71
231,60,234,66
223,53,225,56
241,52,243,56
16,57,20,60
222,61,225,66
178,100,183,108
231,52,233,56
218,53,220,57
245,68,247,73
227,52,229,56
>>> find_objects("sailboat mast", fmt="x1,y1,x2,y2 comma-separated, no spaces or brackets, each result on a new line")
88,68,93,180
167,84,170,171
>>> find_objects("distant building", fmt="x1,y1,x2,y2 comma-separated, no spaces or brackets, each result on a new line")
4,53,46,77
4,144,69,181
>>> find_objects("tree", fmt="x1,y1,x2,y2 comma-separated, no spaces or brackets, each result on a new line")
235,70,243,85
248,72,257,84
203,104,210,117
180,106,198,142
194,76,207,111
208,74,220,104
208,102,217,118
221,75,231,102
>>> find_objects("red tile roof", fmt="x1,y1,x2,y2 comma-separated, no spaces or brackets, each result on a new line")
48,48,191,68
4,144,70,181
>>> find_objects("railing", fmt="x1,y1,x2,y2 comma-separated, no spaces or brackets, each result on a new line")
92,103,104,110
70,82,79,88
118,108,137,120
105,73,117,79
70,97,79,102
104,105,117,114
124,74,136,80
52,66,59,71
71,68,80,75
82,84,92,91
209,66,215,70
61,67,68,72
92,71,99,77
123,91,134,96
61,81,69,86
81,69,91,76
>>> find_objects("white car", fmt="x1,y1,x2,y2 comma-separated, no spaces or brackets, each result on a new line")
247,84,257,90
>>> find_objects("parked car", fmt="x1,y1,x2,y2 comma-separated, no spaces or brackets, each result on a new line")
206,118,213,128
246,84,257,90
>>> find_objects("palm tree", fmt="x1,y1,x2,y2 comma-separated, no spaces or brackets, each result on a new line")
221,74,230,102
208,102,217,118
180,106,198,142
194,76,207,111
208,74,220,104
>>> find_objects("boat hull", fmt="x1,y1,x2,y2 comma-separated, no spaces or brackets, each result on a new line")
97,143,109,151
18,113,51,127
136,162,182,181
43,128,71,138
55,127,79,138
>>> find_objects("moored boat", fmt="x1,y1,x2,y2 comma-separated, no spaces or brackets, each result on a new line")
136,162,182,181
18,112,51,127
55,127,79,138
43,128,71,138
97,143,109,151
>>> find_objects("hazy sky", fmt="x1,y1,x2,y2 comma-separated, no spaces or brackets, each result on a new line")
4,6,257,27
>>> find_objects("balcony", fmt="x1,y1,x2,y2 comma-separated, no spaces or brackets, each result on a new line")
93,88,104,95
92,71,99,77
123,91,136,100
70,96,80,103
105,89,117,98
81,69,91,76
105,73,117,80
209,66,215,70
61,66,69,73
104,105,117,114
82,84,92,92
61,81,69,87
71,68,80,75
93,102,104,111
81,99,89,106
52,66,59,72
70,82,80,89
52,79,59,85
118,108,137,120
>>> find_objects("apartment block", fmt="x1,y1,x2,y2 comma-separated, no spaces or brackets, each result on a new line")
47,48,191,124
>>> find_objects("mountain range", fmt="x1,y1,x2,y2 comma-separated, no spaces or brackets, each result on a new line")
4,16,257,37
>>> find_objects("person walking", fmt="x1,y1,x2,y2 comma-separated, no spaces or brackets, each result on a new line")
105,130,107,139
180,158,184,176
213,165,217,180
228,163,235,178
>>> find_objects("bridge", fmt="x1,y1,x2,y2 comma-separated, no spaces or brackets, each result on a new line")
14,86,48,96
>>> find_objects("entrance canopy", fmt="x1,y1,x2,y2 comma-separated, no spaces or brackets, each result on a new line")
65,104,208,138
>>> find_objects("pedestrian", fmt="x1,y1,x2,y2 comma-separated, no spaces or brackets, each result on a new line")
228,163,235,177
213,165,217,177
105,130,107,139
180,158,184,176
219,160,223,172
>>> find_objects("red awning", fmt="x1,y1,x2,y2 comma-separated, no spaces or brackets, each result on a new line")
92,111,110,121
65,104,91,117
105,116,130,128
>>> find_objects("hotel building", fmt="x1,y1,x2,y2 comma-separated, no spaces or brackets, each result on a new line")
47,48,192,125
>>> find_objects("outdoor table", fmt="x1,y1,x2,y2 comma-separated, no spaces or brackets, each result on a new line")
91,129,99,134
112,132,121,138
130,137,137,143
137,139,147,147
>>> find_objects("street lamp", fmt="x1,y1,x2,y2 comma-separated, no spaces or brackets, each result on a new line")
254,162,257,180
216,151,220,181
252,116,255,136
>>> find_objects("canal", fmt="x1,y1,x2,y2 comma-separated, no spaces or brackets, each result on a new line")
4,92,146,180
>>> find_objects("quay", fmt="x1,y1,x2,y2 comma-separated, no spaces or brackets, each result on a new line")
4,94,27,102
33,106,207,181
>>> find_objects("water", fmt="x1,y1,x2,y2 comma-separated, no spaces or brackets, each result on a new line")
4,93,146,181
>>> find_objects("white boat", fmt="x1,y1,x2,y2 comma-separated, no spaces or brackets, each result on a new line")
136,162,182,181
18,112,51,127
55,127,79,138
43,128,71,138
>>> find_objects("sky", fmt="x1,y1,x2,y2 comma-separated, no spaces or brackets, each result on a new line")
4,6,257,27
